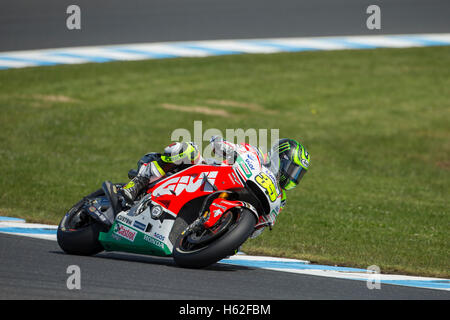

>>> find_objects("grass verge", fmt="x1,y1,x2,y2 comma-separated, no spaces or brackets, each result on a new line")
0,46,449,277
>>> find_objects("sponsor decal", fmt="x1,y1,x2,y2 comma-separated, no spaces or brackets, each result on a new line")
247,153,256,161
228,172,242,186
152,232,165,242
213,209,223,218
117,215,133,225
220,200,242,207
212,203,227,210
268,173,278,188
237,157,252,178
245,158,256,171
151,205,163,219
113,224,137,242
231,171,244,186
234,167,247,182
152,171,218,196
133,220,147,231
144,234,165,249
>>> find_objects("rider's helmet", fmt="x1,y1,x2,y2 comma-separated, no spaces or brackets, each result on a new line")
161,141,203,165
268,138,310,191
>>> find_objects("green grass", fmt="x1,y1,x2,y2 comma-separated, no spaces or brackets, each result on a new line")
0,46,449,277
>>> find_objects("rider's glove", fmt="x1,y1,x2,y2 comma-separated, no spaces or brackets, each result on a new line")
210,136,237,164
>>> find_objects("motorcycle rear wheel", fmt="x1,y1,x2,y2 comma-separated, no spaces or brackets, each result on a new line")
173,208,257,268
57,189,108,256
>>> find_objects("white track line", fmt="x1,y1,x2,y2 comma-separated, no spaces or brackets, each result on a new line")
1,33,449,70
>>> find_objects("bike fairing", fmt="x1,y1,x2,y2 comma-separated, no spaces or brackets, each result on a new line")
103,144,271,252
57,137,310,268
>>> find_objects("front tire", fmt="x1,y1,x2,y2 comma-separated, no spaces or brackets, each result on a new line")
173,208,257,268
57,189,108,256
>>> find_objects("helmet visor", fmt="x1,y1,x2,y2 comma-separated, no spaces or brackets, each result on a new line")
281,159,307,190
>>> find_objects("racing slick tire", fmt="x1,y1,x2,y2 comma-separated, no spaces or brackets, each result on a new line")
173,208,257,268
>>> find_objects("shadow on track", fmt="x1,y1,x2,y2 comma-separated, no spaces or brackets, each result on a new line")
51,250,253,272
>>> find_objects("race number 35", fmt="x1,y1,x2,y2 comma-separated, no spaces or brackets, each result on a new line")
255,173,278,202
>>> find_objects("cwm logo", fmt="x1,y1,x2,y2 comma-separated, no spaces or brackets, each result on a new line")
153,171,218,196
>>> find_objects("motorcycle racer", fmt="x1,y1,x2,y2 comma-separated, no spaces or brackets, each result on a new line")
121,136,310,235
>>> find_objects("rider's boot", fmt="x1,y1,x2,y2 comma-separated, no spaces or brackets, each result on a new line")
121,175,149,203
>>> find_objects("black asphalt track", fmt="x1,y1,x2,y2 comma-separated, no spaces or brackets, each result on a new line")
0,233,448,300
1,0,449,52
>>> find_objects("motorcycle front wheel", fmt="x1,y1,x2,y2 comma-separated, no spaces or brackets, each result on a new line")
173,208,257,268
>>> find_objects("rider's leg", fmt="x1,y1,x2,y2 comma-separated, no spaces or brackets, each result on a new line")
122,161,165,202
122,142,203,202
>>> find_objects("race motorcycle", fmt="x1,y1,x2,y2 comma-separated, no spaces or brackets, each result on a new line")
57,145,282,268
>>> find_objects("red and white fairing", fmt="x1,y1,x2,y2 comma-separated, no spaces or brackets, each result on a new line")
147,142,282,232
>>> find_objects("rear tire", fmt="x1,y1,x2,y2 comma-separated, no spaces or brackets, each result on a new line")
57,189,108,256
173,208,257,268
